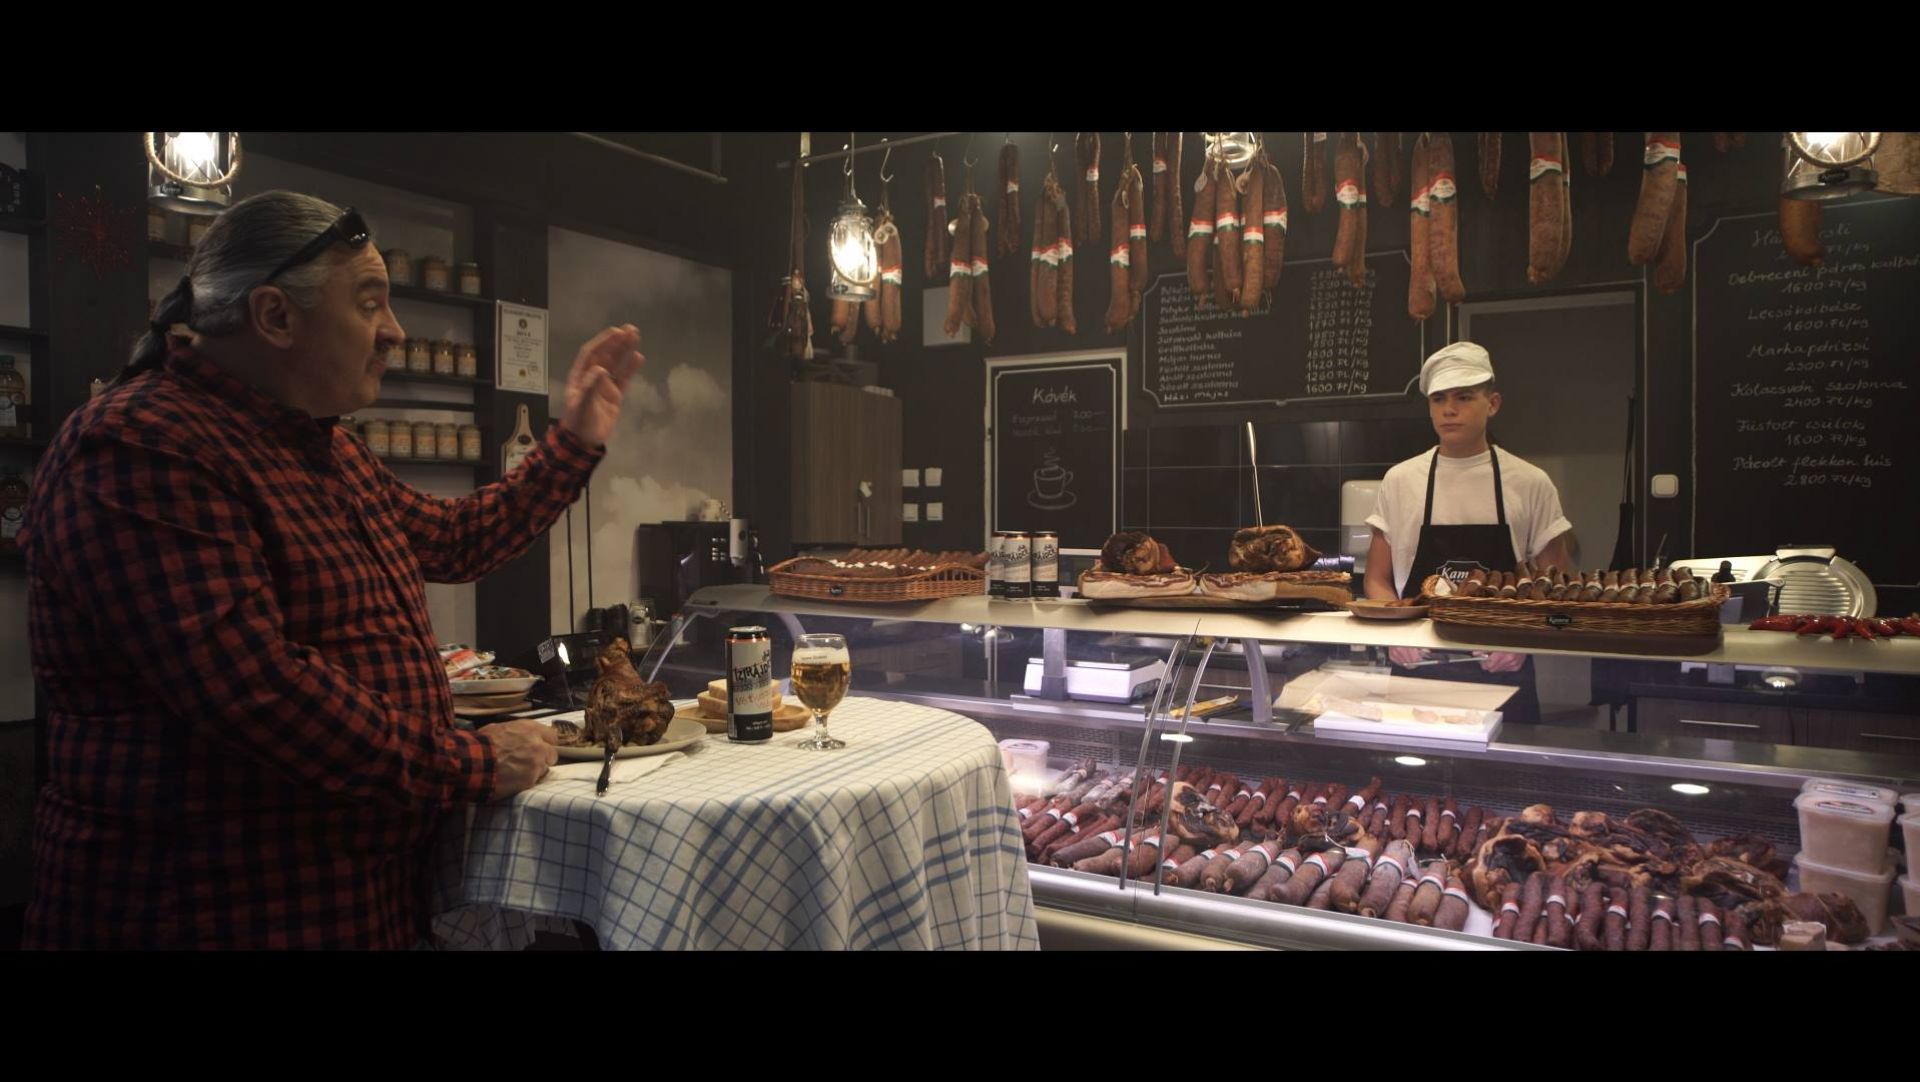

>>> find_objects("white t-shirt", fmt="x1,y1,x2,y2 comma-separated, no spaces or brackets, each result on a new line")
1365,447,1573,597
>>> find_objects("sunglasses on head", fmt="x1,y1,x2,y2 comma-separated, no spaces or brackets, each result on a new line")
256,207,371,289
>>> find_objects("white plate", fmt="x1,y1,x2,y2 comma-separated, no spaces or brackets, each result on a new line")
551,715,708,759
451,676,540,695
453,701,533,719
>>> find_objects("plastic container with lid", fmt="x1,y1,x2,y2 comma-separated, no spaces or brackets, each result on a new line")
1903,793,1920,817
1800,777,1901,808
998,739,1050,790
412,421,438,460
1794,852,1895,935
1901,873,1918,918
431,340,456,376
435,423,460,460
1903,813,1920,873
457,262,482,296
1795,792,1895,874
406,339,433,373
387,423,413,458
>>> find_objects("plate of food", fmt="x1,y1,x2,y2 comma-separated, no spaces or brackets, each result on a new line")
549,715,707,759
1078,528,1353,608
450,665,540,695
687,681,811,733
1347,598,1431,620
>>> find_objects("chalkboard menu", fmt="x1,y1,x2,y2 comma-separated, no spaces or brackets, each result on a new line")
1142,252,1427,409
1693,196,1920,582
988,356,1119,554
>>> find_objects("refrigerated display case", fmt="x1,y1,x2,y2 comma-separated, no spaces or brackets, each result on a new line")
651,585,1920,951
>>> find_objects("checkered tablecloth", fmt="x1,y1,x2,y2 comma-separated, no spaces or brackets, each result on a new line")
430,698,1039,951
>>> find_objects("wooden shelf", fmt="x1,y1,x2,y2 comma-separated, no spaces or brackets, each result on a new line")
0,324,48,342
368,395,476,412
380,370,486,390
148,240,197,263
374,456,480,470
389,282,494,310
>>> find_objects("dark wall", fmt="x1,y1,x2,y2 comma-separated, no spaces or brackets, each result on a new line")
761,133,1910,608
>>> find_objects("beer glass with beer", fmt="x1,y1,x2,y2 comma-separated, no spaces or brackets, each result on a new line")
790,633,851,750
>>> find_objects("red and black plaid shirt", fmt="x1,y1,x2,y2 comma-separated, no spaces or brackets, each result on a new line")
22,348,601,949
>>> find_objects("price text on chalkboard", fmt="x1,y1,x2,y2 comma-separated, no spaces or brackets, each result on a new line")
1142,253,1425,409
1693,197,1920,580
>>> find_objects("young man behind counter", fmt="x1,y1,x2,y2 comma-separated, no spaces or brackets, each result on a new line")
1362,342,1575,725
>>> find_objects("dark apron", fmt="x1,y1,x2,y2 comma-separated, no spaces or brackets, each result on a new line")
1393,446,1540,725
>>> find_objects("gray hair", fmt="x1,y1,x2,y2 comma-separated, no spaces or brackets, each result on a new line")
122,190,352,380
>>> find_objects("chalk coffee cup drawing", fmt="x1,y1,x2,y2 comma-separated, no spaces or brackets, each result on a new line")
1028,451,1077,510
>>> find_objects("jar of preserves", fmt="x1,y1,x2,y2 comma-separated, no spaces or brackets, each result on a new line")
421,256,450,292
360,418,391,456
383,249,414,286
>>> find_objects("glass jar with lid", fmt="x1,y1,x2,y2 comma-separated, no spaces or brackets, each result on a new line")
360,418,391,456
383,249,414,286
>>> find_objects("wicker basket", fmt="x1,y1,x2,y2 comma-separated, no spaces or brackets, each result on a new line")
1429,583,1729,638
769,557,987,603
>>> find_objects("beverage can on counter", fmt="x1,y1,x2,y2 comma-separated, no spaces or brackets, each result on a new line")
725,626,774,743
989,531,1013,598
1003,531,1033,599
1031,531,1060,598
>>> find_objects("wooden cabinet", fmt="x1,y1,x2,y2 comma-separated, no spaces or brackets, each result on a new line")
1793,708,1920,753
790,382,902,546
1635,697,1793,745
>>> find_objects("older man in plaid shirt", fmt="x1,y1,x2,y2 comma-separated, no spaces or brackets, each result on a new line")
22,191,643,949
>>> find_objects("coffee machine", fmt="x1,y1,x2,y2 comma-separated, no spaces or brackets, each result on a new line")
635,519,764,645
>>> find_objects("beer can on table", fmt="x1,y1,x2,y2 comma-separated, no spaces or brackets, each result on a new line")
1031,531,1060,598
725,626,774,743
989,532,1013,598
1002,532,1033,600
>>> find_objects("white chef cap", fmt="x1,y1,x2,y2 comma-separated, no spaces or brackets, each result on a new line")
1419,341,1495,395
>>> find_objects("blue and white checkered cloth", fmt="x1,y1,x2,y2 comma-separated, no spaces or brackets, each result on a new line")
431,698,1039,950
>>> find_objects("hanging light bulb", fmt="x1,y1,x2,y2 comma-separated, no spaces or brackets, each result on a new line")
1781,131,1881,201
827,133,879,302
1205,132,1261,169
146,132,243,215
